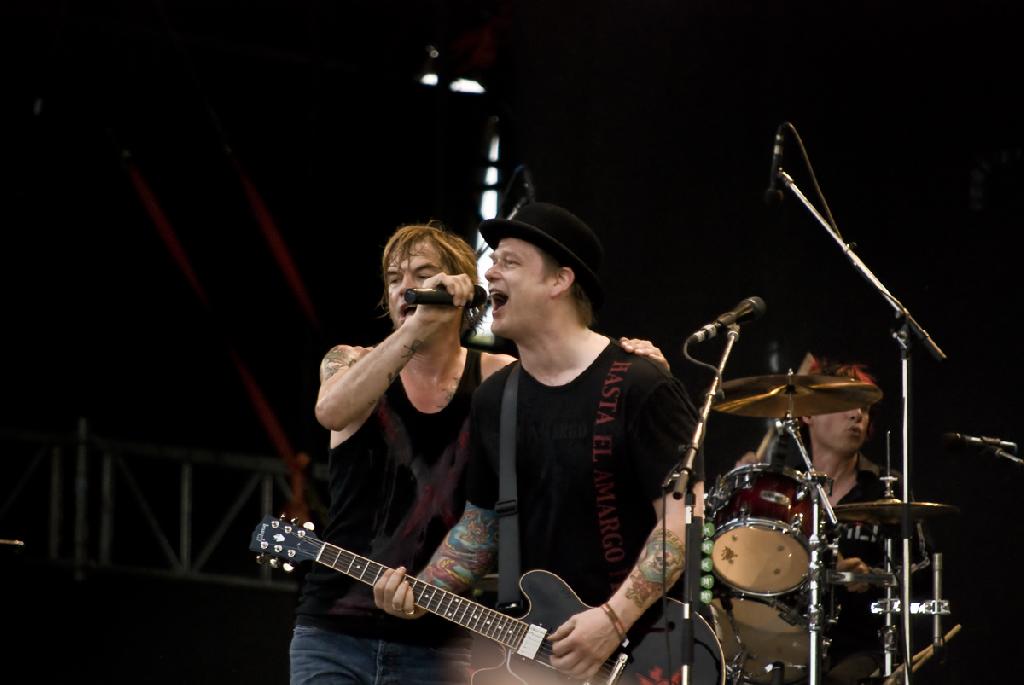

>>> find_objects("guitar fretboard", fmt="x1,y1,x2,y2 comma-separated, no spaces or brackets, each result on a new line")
315,541,531,650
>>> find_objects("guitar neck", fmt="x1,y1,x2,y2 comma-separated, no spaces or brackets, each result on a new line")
314,541,530,650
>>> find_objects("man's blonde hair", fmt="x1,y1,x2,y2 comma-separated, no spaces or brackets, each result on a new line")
379,223,483,331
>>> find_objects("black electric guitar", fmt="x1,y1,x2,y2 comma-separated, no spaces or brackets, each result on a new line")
251,516,724,684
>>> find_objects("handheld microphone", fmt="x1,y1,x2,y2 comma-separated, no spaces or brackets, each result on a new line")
404,284,488,308
943,432,1017,452
763,124,786,206
686,296,767,344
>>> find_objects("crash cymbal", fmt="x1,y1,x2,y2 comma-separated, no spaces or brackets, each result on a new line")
834,498,959,525
712,374,883,418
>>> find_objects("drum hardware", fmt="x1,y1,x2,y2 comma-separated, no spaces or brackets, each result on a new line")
931,552,944,654
759,491,791,507
870,598,950,617
827,570,897,587
882,535,898,675
775,413,837,685
877,624,961,685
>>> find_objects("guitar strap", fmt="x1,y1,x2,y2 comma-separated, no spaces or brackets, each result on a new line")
496,363,523,614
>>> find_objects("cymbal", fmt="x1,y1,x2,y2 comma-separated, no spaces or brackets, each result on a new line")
713,374,883,417
834,498,960,525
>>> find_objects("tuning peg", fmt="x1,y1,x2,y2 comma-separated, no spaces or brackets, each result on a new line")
283,562,295,573
255,554,267,565
268,558,280,569
303,521,315,531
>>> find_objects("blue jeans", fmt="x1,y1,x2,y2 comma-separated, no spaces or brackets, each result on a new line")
290,624,471,685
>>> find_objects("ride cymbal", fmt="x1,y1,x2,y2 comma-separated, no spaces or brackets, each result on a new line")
713,374,883,418
833,498,959,525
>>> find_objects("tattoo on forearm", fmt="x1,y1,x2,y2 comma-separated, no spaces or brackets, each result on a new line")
382,340,424,389
320,347,360,382
624,528,685,609
401,339,424,359
419,505,497,593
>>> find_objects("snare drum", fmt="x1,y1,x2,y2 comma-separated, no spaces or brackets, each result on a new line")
707,463,814,595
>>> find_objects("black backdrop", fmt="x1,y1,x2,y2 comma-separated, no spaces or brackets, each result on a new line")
2,1,1021,682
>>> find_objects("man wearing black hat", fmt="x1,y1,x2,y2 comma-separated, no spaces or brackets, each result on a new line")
375,203,704,681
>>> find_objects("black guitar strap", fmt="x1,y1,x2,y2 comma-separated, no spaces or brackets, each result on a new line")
496,363,523,614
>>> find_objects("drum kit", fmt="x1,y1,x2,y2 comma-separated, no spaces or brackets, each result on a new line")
702,371,958,685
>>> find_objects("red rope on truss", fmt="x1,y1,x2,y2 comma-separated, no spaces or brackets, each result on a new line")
126,162,210,308
125,157,309,520
230,155,320,330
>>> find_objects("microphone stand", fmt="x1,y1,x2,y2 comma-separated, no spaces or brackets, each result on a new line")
777,168,946,685
663,324,742,685
992,448,1024,466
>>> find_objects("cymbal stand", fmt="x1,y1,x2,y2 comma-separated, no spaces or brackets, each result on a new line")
879,468,900,676
778,402,836,685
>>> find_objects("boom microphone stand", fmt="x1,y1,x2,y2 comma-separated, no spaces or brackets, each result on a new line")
663,324,742,685
771,132,946,683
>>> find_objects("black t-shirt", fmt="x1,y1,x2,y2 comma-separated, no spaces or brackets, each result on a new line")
466,340,701,607
295,350,481,644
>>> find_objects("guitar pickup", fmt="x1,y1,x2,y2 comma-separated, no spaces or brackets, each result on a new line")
516,624,548,660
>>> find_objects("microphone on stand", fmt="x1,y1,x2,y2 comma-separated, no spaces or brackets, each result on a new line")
404,285,488,308
942,432,1017,452
763,124,787,206
685,296,767,344
944,432,1022,466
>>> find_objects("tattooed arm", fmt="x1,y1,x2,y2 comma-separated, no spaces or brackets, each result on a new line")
616,481,703,621
548,482,704,679
314,332,430,446
372,504,498,618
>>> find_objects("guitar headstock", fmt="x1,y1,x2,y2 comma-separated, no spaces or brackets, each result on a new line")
250,515,321,570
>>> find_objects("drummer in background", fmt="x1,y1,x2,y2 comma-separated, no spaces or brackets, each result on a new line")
735,356,931,685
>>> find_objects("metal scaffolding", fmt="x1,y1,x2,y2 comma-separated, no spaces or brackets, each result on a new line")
0,419,326,590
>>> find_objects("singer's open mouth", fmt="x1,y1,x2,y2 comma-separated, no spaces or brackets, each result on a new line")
400,304,417,318
490,292,508,312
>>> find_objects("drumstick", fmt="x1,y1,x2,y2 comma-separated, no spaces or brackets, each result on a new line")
879,623,961,684
751,353,815,463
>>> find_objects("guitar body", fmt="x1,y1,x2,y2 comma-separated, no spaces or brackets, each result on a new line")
472,570,725,685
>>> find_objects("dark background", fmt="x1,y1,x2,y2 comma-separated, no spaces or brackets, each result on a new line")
2,1,1021,682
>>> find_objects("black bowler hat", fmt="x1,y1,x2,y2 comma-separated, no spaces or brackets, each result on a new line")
479,202,604,309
